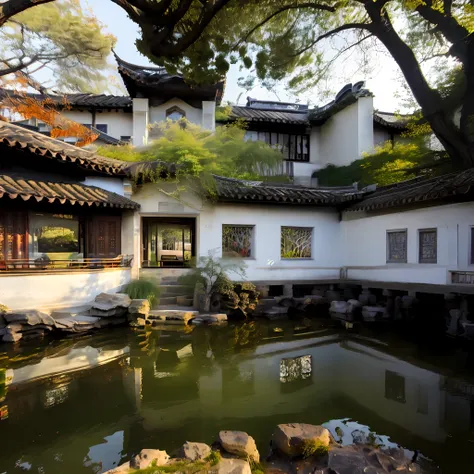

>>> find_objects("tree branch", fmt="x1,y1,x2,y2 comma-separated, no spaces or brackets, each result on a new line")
233,3,337,49
0,0,54,27
290,22,372,57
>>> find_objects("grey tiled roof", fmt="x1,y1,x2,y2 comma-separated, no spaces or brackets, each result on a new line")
348,169,474,211
373,111,410,130
225,106,309,125
115,54,225,104
0,172,139,209
0,88,132,109
0,121,128,175
214,175,361,205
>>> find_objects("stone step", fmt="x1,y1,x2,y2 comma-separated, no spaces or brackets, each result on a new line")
159,296,178,306
160,285,194,296
149,309,199,325
176,296,193,307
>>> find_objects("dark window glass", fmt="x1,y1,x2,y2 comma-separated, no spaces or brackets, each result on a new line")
120,136,131,142
419,229,437,263
387,230,407,263
385,370,406,403
95,124,108,133
247,131,310,162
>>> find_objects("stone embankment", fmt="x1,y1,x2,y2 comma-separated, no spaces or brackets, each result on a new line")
103,423,437,474
0,292,228,344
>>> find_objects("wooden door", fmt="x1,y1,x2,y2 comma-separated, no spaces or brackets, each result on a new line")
87,216,121,258
0,211,28,263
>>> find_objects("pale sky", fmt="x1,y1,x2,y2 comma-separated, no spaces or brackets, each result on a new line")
82,0,405,112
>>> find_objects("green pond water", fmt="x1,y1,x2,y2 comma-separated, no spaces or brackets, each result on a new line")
0,319,473,474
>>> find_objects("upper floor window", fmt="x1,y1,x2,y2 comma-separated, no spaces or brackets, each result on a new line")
82,123,108,133
166,106,186,121
281,226,312,259
387,229,407,263
245,131,309,162
222,225,254,258
418,228,437,264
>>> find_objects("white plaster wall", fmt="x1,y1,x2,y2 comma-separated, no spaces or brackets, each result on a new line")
357,96,374,155
94,111,133,139
61,110,132,139
82,177,125,196
319,102,360,167
309,126,320,163
149,98,202,127
341,202,474,284
292,163,323,186
0,269,131,310
374,128,392,147
199,203,343,282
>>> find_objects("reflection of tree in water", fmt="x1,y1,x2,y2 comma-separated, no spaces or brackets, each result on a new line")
209,323,263,361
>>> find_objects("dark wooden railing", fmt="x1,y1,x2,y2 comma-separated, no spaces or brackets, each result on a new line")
0,255,134,272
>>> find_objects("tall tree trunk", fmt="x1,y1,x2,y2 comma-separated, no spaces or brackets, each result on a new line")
366,4,474,169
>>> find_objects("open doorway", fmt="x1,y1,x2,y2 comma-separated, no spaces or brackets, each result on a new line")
142,217,195,268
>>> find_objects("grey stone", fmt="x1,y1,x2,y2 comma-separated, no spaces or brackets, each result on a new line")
4,310,54,326
330,301,349,314
328,448,369,474
218,430,260,462
128,299,150,319
362,306,385,321
192,314,228,325
2,332,22,343
130,449,169,469
273,423,330,457
90,293,131,317
178,441,211,461
212,458,252,474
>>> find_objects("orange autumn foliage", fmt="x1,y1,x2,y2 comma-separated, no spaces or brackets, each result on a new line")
2,93,98,147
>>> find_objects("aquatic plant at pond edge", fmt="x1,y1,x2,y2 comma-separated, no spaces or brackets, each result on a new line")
301,439,329,459
132,451,221,473
123,279,160,305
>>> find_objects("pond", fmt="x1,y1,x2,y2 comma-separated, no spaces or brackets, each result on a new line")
0,319,473,474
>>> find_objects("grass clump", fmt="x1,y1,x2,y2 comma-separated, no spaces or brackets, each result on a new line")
133,451,222,473
204,450,221,466
123,279,160,305
250,459,265,474
301,439,329,459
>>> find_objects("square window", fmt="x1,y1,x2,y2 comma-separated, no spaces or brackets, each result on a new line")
281,227,312,258
222,225,254,258
387,230,407,263
419,229,437,263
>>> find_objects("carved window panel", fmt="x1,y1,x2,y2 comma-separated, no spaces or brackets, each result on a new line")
281,227,312,259
222,225,254,258
387,230,407,263
419,228,437,264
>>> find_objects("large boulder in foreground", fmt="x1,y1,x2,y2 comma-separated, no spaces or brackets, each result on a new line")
4,310,55,326
218,430,260,463
273,423,330,457
129,449,169,469
177,441,211,461
90,293,131,317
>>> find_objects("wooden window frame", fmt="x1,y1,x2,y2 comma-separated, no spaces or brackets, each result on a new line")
166,105,186,120
248,130,310,162
418,228,437,264
386,229,408,263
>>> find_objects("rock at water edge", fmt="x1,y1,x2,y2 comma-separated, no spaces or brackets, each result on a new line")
4,310,55,326
129,449,169,470
328,447,368,474
177,441,211,461
273,423,330,457
218,430,260,463
102,462,130,474
212,458,252,474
